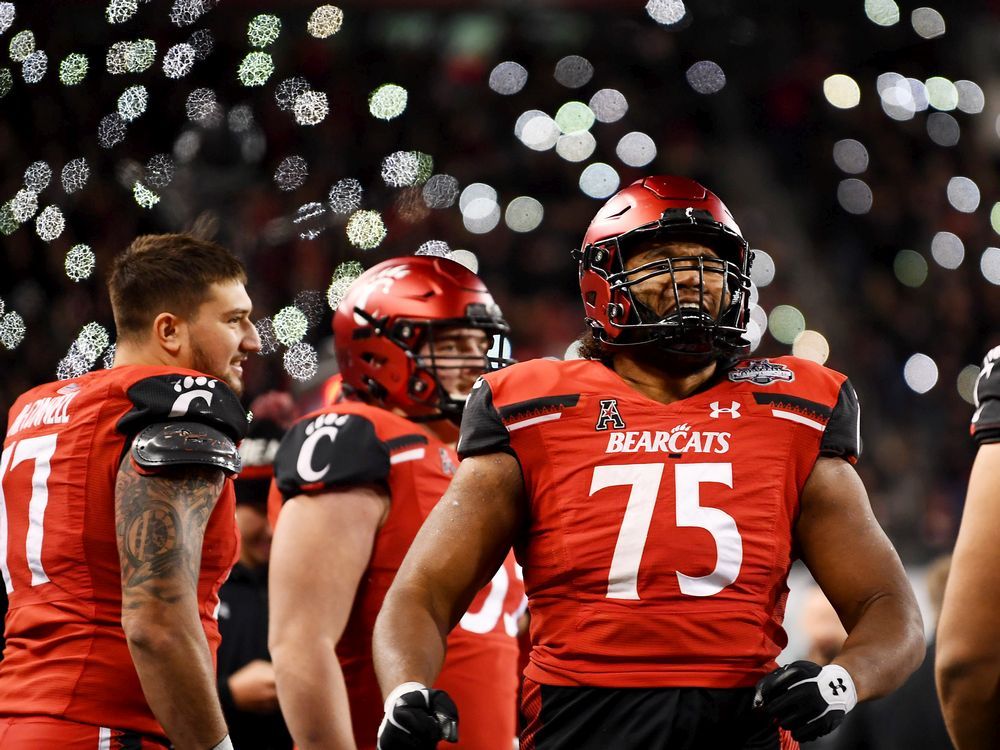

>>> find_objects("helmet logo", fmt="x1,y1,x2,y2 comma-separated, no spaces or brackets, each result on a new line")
353,265,411,325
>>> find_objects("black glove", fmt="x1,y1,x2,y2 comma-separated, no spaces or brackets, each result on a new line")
377,684,458,750
754,660,857,742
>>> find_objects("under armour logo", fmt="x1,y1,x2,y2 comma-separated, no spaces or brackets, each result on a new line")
595,399,626,430
829,678,847,695
709,400,741,419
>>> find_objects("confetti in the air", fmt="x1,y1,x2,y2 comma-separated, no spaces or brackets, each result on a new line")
369,83,408,120
273,306,309,345
163,43,196,78
0,3,14,35
185,87,218,123
422,174,460,209
59,53,88,85
9,30,34,62
248,14,281,47
489,61,528,95
0,68,11,97
76,323,110,361
293,89,328,125
65,244,96,281
275,76,309,111
170,0,214,27
0,312,27,350
12,188,38,223
35,205,65,241
102,343,116,369
117,85,148,121
307,5,344,38
255,317,279,355
328,178,362,214
0,202,17,235
293,290,325,328
554,55,594,88
416,240,451,257
326,260,364,310
145,153,175,188
188,29,214,60
283,342,319,381
346,209,387,250
133,182,160,209
22,50,47,84
238,51,273,87
97,113,127,148
274,155,308,191
106,0,139,24
24,161,52,192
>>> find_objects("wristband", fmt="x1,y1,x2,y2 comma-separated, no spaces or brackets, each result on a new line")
383,681,428,714
210,735,234,750
794,664,858,714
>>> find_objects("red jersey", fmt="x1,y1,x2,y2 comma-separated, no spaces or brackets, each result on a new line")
0,366,248,737
458,356,861,689
270,401,525,750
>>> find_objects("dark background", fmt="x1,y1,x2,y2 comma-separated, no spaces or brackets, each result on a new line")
2,0,998,562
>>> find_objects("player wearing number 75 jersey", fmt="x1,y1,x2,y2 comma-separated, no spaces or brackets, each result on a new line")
0,234,260,749
373,177,925,750
267,255,525,750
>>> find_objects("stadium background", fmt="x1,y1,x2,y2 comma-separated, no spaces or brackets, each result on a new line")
0,0,996,651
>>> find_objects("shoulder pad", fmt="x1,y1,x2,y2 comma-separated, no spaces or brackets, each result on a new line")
132,421,241,476
118,374,249,442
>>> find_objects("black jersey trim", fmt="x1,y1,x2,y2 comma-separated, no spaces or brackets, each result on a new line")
819,379,861,460
752,392,832,423
385,433,430,452
499,394,581,424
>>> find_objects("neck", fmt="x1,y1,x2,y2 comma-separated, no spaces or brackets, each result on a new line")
113,339,177,369
611,348,718,405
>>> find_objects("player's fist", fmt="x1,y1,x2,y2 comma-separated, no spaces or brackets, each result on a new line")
753,660,857,742
377,683,458,750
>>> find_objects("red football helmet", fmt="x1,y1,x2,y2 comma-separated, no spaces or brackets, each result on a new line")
333,255,513,421
576,175,754,355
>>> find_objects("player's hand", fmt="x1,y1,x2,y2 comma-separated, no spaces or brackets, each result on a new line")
753,660,857,741
377,683,458,750
227,659,279,713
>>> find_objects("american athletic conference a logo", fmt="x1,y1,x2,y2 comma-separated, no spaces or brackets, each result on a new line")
595,399,626,430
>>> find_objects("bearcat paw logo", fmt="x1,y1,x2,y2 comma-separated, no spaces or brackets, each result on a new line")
304,413,349,435
169,376,218,417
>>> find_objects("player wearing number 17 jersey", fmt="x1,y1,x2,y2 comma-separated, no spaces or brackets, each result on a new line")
0,234,261,750
267,255,525,750
373,177,925,749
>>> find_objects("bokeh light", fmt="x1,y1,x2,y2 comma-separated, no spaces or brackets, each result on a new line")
768,304,806,344
328,177,362,214
981,247,1000,285
462,197,501,234
369,83,407,120
106,0,138,25
750,249,775,287
169,0,212,27
284,342,318,381
9,30,34,63
554,101,595,134
865,0,900,26
519,113,560,151
238,51,273,87
589,88,628,122
416,240,450,257
188,29,214,60
163,43,196,79
274,156,308,191
792,330,830,365
837,178,873,214
133,182,159,209
823,74,860,109
448,249,479,273
554,55,593,88
293,89,328,125
255,317,278,355
686,61,726,94
381,151,423,187
22,51,47,84
893,249,928,287
422,174,460,209
911,7,945,39
24,161,52,192
293,201,327,240
832,139,869,173
926,112,959,147
273,306,309,346
903,353,938,393
489,61,528,95
35,205,65,241
930,231,964,269
76,322,110,361
616,132,657,167
185,87,219,124
275,77,309,111
346,209,387,249
946,176,979,212
646,0,686,25
955,80,984,114
0,311,26,350
0,3,14,35
61,158,90,193
504,196,544,233
307,5,344,39
12,188,38,223
117,85,148,121
97,113,127,149
925,77,958,110
555,131,596,162
65,244,96,282
145,154,175,188
326,260,365,310
247,14,281,48
59,53,88,85
579,163,620,199
0,68,11,97
957,364,981,405
459,183,498,213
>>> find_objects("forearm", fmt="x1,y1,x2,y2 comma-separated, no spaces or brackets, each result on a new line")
271,639,356,750
125,603,227,749
373,584,449,699
937,641,1000,749
831,591,924,701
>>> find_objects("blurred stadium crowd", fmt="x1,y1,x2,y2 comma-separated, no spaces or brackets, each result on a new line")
1,0,998,571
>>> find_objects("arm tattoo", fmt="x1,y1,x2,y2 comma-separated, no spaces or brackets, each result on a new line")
115,455,225,606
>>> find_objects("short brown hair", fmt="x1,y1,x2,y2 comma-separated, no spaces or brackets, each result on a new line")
108,233,247,341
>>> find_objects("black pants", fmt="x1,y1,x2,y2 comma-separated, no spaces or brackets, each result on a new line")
521,678,792,750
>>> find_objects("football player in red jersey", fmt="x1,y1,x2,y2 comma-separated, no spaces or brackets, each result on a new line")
0,234,260,750
373,177,925,750
267,255,526,750
936,346,1000,750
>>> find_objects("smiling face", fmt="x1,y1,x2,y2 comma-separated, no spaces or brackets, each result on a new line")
623,239,730,321
184,280,261,396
